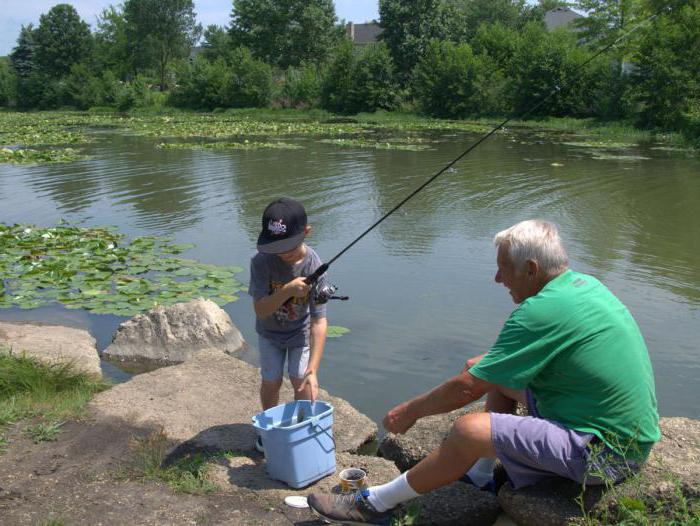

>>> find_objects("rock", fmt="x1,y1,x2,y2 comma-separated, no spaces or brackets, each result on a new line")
400,482,501,526
207,452,399,505
102,298,246,364
207,453,500,526
378,402,485,472
90,350,376,454
498,417,700,526
0,321,100,377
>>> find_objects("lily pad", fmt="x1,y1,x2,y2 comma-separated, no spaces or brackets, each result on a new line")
0,223,245,316
327,325,351,338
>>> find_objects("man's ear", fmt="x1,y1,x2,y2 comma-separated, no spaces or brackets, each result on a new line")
304,225,312,236
526,259,538,277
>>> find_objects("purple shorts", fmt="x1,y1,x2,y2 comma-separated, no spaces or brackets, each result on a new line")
490,390,637,489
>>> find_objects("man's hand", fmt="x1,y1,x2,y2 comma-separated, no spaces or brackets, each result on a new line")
462,353,486,374
285,277,310,298
383,402,418,435
298,370,319,402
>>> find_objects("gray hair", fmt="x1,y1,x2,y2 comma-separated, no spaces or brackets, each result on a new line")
493,220,569,275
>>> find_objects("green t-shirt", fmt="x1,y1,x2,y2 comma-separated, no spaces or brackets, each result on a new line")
470,270,660,459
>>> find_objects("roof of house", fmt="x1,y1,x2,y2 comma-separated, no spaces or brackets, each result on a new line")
544,7,584,30
347,22,383,45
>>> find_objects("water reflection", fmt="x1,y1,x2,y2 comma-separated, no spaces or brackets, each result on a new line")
1,126,698,422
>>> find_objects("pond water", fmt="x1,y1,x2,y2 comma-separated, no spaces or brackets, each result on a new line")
1,125,699,427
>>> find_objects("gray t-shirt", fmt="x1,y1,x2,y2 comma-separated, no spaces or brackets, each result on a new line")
248,245,328,348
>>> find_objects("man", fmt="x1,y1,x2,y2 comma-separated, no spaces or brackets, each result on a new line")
308,219,660,525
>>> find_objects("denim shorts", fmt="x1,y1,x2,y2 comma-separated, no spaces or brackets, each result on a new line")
258,336,309,381
490,390,638,489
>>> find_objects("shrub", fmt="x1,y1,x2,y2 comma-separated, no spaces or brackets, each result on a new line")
281,62,322,108
320,41,355,113
170,57,229,109
411,40,485,119
220,47,273,108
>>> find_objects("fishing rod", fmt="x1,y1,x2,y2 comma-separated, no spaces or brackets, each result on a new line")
306,8,662,291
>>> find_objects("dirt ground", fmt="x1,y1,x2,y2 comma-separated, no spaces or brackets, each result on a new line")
0,417,326,526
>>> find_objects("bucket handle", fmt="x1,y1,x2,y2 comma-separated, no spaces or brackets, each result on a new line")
310,417,336,453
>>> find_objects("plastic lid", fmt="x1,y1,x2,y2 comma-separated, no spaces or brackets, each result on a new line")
284,495,309,509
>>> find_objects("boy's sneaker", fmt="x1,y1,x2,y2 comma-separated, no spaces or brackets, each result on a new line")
307,490,393,525
254,436,265,453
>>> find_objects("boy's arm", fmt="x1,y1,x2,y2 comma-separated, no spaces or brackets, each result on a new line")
254,277,309,319
298,316,327,402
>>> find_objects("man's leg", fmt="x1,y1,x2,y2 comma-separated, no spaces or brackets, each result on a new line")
308,412,495,523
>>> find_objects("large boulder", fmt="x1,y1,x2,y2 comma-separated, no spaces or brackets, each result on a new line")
102,298,246,364
0,321,100,377
498,417,700,526
90,349,376,454
378,402,485,472
402,481,501,526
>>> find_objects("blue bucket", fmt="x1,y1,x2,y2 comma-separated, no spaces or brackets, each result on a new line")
252,400,336,488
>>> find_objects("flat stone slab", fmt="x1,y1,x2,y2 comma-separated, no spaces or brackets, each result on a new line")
103,298,246,365
378,402,485,471
498,417,700,526
0,321,100,377
90,349,376,454
208,452,499,526
403,481,501,526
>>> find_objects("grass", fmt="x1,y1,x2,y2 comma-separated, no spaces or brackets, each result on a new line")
575,439,700,526
392,502,421,526
128,428,220,495
0,348,110,451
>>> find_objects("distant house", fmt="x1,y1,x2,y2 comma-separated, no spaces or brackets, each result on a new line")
346,21,383,46
544,7,584,31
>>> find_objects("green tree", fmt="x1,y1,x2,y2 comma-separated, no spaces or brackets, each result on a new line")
0,58,17,107
202,25,231,61
229,0,342,68
221,47,273,107
170,57,230,109
9,24,37,80
350,43,401,113
94,5,133,80
574,0,643,46
632,2,700,132
123,0,202,90
379,0,467,83
34,4,93,79
450,0,531,39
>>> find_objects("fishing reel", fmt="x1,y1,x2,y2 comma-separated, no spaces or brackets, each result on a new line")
313,282,349,304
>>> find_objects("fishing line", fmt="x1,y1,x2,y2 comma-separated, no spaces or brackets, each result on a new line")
306,8,661,285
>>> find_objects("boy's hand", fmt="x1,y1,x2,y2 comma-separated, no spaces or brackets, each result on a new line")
298,370,319,402
285,277,310,298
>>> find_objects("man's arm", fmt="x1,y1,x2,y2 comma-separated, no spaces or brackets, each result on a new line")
298,316,327,402
254,277,309,318
383,372,492,434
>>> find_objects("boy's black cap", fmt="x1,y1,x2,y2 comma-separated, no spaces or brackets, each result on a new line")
257,197,308,254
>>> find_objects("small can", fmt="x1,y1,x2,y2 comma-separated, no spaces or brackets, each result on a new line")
339,468,368,493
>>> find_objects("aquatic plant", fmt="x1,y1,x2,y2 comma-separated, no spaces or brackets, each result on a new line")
0,147,89,164
156,141,303,150
0,223,244,316
319,138,431,151
327,326,350,338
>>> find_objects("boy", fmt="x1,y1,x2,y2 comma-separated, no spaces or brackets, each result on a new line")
248,197,329,452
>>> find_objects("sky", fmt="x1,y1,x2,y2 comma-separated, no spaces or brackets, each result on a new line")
0,0,381,56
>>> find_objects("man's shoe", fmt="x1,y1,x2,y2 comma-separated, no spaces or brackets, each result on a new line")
308,490,393,525
254,435,265,453
459,473,496,494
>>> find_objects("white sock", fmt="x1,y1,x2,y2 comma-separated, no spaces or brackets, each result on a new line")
367,472,420,512
466,457,496,487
